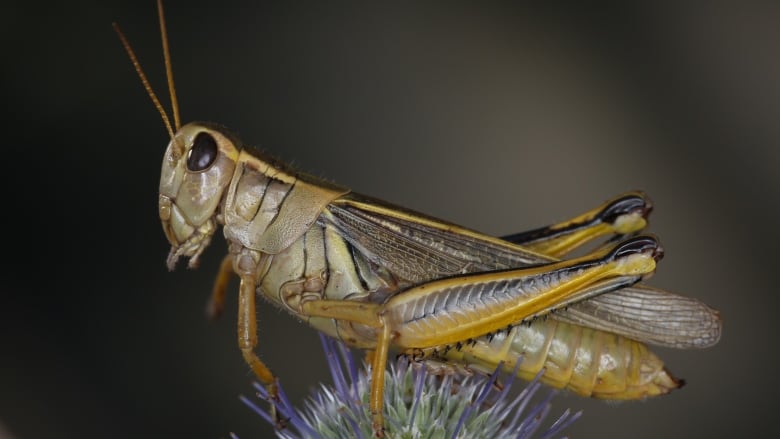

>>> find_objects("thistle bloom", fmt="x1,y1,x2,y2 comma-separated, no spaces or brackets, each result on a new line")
239,334,580,439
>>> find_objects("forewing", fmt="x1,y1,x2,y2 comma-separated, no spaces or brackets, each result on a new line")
325,195,550,283
324,194,721,349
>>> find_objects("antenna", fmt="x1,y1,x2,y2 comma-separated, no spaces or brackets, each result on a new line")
157,0,181,131
113,0,182,140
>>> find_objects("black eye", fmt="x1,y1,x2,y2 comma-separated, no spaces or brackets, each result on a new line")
186,133,218,171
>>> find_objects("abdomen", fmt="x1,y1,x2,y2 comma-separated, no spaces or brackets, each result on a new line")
443,319,681,399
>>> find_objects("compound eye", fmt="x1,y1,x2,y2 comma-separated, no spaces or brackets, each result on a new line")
186,132,218,171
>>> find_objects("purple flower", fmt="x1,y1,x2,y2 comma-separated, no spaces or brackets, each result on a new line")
239,334,580,439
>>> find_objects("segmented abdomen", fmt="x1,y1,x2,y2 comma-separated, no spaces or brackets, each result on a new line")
443,319,681,399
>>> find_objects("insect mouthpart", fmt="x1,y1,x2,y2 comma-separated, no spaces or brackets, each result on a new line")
159,194,216,270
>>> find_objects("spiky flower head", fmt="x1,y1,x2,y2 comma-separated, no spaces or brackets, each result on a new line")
239,334,580,439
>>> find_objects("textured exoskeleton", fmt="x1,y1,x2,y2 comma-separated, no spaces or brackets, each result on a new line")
158,123,720,433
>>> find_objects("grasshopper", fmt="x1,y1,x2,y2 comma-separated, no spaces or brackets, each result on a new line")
116,2,721,435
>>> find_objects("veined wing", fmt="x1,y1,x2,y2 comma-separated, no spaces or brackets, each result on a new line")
324,193,721,348
325,194,552,280
556,285,721,348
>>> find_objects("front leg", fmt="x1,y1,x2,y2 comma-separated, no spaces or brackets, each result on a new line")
237,274,277,390
233,251,283,427
206,254,234,321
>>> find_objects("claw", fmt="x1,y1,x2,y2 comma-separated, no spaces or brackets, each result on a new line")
266,380,290,430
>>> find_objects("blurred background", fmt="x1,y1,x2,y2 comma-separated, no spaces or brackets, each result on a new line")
4,1,778,438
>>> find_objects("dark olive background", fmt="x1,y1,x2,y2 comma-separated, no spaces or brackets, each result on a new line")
4,1,778,438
